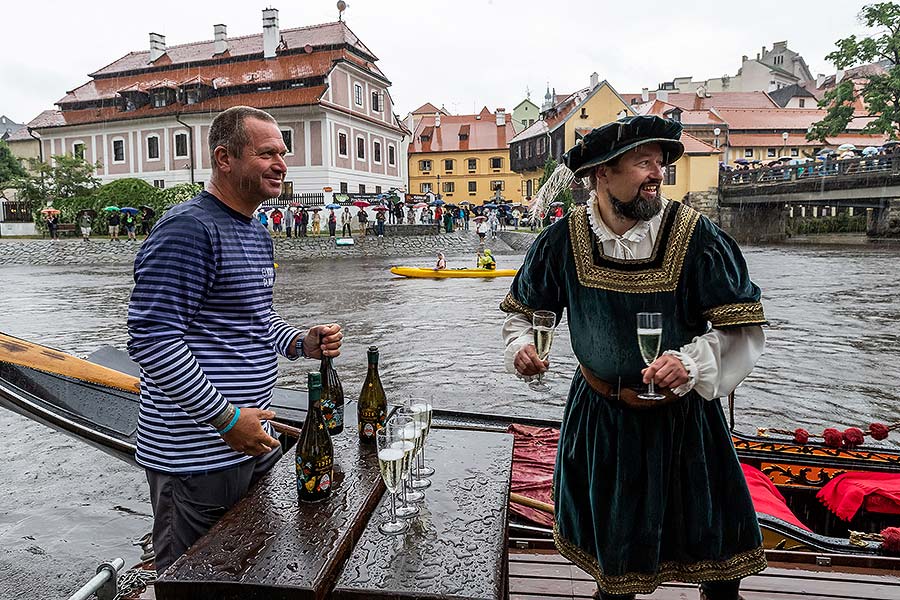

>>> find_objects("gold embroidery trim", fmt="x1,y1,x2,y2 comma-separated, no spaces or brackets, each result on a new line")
553,524,767,595
704,302,766,327
568,203,700,293
499,293,535,319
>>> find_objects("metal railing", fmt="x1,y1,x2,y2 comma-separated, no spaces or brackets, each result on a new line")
67,558,124,600
720,152,900,189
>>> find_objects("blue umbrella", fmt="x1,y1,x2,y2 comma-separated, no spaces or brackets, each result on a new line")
430,198,445,206
325,203,341,209
120,207,139,214
483,203,498,209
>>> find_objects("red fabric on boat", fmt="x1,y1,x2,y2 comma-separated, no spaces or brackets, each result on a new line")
507,423,558,527
741,463,812,531
817,472,900,521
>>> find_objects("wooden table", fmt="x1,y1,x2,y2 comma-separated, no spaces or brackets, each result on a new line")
154,417,514,600
332,428,514,600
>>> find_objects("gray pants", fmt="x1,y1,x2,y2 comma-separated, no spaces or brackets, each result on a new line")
146,448,281,573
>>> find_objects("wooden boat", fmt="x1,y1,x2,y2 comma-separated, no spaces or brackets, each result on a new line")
2,332,900,562
390,266,518,278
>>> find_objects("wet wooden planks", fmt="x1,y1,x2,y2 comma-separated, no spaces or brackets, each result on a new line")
508,550,900,600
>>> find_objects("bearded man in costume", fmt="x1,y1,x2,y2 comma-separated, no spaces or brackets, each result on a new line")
501,115,767,600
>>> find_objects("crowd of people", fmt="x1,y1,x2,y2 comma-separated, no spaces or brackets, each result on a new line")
724,143,899,184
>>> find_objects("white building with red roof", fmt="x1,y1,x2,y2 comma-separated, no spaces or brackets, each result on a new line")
26,8,407,201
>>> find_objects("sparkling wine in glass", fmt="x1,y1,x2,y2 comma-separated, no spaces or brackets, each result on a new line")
530,310,557,392
388,415,419,519
637,312,665,401
377,422,410,535
409,397,434,477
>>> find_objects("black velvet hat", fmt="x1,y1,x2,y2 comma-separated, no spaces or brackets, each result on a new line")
563,115,685,177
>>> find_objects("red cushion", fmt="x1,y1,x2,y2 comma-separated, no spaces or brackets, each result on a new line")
817,472,900,521
741,463,812,531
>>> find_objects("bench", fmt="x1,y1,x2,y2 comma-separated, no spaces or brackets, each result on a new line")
43,223,76,238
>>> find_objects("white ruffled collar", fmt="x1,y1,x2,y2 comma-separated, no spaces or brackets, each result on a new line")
586,190,667,245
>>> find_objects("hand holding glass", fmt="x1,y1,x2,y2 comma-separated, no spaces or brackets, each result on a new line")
637,312,665,401
530,310,557,392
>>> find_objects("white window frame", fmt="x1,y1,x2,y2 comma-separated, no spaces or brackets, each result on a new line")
467,158,477,172
173,132,189,159
354,83,364,107
419,159,432,173
388,144,396,166
280,127,295,156
371,90,381,112
355,135,366,161
490,157,503,170
373,140,382,164
146,134,161,162
71,140,86,161
337,130,349,158
111,137,126,164
766,148,776,158
744,148,754,158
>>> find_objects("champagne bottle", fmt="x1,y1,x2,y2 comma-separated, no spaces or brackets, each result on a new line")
296,371,334,502
357,345,387,444
320,355,345,435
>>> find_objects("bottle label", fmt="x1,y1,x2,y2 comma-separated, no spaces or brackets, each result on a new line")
321,395,344,430
358,407,384,439
362,423,375,438
297,455,334,496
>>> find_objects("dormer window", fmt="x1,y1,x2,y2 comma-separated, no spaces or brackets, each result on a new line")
420,134,430,143
185,89,202,105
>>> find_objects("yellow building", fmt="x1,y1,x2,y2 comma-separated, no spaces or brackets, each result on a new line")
510,76,720,201
408,106,522,204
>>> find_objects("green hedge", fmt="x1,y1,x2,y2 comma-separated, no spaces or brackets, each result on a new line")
788,213,867,235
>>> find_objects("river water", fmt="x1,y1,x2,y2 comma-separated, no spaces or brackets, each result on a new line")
1,242,899,598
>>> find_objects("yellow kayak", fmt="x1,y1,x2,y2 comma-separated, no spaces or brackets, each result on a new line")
390,266,518,279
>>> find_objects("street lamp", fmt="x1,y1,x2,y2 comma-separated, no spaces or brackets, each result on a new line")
713,127,721,150
782,131,789,157
436,174,442,200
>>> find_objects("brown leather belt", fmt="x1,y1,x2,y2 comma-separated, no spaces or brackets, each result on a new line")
579,364,680,410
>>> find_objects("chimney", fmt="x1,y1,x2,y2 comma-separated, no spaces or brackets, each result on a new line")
835,69,845,84
262,8,280,59
214,24,228,54
742,55,748,63
816,73,826,88
434,112,441,128
641,87,649,102
590,71,599,89
149,33,166,62
496,108,506,127
657,89,668,102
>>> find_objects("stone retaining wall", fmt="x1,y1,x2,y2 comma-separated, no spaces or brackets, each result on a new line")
497,230,538,253
0,231,514,266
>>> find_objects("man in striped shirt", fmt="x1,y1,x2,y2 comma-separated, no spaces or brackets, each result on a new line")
127,106,343,573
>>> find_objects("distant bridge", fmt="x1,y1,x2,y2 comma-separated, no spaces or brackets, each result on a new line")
715,153,900,241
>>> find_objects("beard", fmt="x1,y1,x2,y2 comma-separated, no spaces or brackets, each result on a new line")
609,190,663,221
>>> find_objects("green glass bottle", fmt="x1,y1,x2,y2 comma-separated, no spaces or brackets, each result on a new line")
357,346,387,444
296,371,334,502
320,356,345,435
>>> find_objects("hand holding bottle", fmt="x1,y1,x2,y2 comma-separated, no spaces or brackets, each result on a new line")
301,323,344,359
221,407,280,456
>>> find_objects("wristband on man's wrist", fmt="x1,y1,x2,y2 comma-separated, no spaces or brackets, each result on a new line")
218,407,241,434
209,403,236,431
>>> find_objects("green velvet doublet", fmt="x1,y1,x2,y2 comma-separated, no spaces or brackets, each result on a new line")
501,202,768,595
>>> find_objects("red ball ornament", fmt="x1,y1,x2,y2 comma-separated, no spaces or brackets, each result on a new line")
881,527,900,553
793,428,810,444
842,427,865,448
870,423,890,441
822,428,843,448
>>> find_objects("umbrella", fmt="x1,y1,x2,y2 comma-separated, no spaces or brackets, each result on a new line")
549,201,564,207
373,205,390,212
483,203,497,209
837,143,856,152
103,206,120,212
325,203,341,209
140,205,156,217
473,215,488,222
430,198,445,206
40,208,60,214
459,201,472,206
413,202,428,209
882,140,900,149
862,146,880,156
120,207,139,215
734,158,749,165
352,200,371,208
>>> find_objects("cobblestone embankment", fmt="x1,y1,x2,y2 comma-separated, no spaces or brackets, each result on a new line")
0,230,519,266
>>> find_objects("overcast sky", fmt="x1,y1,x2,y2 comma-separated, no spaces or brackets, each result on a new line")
1,0,872,124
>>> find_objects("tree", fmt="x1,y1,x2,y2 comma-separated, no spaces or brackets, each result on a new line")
11,154,100,203
808,2,900,142
0,139,25,186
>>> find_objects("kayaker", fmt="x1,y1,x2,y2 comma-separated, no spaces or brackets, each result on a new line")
127,106,344,574
502,115,767,600
435,252,447,270
478,248,496,270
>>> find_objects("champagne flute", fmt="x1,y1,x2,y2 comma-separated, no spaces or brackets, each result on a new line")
636,312,665,401
530,310,557,392
410,397,434,477
401,400,432,489
389,415,420,518
376,422,409,535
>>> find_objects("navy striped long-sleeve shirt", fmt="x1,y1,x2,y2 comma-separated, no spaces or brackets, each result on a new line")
127,191,302,474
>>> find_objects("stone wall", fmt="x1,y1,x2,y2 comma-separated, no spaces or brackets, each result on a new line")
684,189,719,223
497,230,538,253
867,198,900,237
718,204,788,243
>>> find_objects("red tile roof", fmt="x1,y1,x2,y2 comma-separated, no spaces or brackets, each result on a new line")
715,108,876,131
681,132,720,154
409,111,516,153
728,132,887,147
637,100,725,125
89,22,376,76
411,102,447,115
622,91,778,110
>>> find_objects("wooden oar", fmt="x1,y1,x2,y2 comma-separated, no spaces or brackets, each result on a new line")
510,492,555,515
0,332,140,393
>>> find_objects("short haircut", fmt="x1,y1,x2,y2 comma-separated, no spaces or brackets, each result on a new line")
208,106,278,160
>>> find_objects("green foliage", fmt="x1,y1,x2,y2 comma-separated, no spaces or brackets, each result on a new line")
788,213,867,235
12,154,100,204
809,2,900,142
0,140,25,185
538,157,574,213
